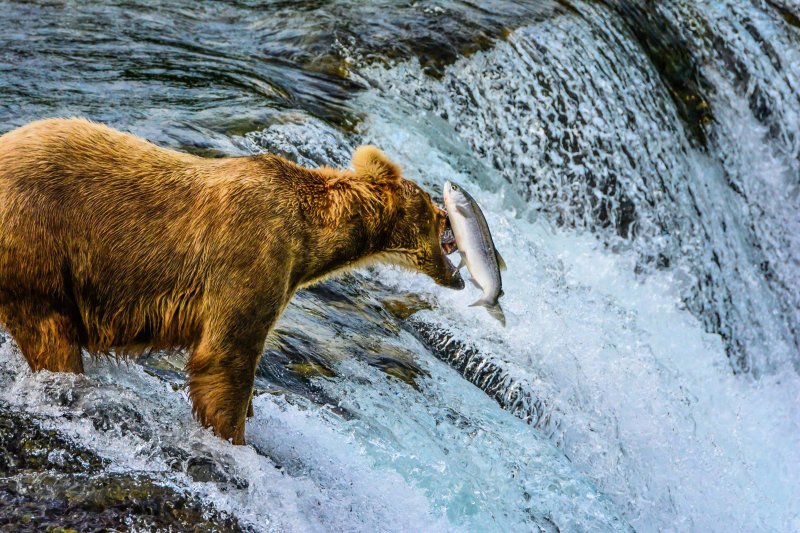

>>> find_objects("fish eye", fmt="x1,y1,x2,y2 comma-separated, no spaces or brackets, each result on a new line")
451,184,459,191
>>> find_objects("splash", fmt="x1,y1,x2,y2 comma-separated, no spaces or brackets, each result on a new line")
357,56,800,530
364,0,800,373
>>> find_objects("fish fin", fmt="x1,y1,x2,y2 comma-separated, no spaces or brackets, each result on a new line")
456,204,471,217
457,252,467,270
489,303,507,327
469,277,483,290
499,289,505,297
495,249,507,271
469,298,506,327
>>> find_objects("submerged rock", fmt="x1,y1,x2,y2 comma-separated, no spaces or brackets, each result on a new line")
0,403,247,532
402,318,559,435
0,473,246,532
285,361,337,379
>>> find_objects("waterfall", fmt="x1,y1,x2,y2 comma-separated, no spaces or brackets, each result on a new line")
365,0,800,374
1,1,798,531
349,2,800,530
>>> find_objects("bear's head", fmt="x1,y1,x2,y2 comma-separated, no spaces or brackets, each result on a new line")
349,145,464,290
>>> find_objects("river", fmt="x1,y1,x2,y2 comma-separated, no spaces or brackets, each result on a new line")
0,1,798,531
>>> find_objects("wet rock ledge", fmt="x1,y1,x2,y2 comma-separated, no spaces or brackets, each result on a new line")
0,403,246,532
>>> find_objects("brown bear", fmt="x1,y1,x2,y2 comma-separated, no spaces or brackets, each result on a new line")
0,118,463,444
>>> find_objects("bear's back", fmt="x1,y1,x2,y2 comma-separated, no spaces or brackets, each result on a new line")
0,118,202,195
0,118,216,267
0,119,280,351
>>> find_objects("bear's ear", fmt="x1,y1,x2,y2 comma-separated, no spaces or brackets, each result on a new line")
351,145,402,187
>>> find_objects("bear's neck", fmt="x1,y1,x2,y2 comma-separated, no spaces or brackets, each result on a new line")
292,177,394,288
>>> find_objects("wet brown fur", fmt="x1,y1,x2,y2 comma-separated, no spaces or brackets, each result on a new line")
0,118,462,444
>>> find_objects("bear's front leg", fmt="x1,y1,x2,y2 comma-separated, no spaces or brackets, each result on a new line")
2,299,84,374
186,322,269,445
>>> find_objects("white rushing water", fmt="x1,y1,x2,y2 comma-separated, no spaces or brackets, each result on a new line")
0,320,628,532
355,87,800,532
1,1,798,532
362,0,800,373
347,1,800,530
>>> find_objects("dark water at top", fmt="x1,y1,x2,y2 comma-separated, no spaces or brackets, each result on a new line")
0,0,554,149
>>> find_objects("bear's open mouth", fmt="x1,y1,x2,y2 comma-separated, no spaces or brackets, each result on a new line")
434,210,464,289
440,214,457,256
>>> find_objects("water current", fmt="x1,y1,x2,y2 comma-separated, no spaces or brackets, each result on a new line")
1,1,798,531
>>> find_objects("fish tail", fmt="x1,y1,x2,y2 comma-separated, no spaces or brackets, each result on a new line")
469,298,507,327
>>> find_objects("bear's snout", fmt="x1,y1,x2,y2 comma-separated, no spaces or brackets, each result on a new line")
431,249,465,290
441,268,465,290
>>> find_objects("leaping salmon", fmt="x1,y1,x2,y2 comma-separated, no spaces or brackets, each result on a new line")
443,181,506,326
